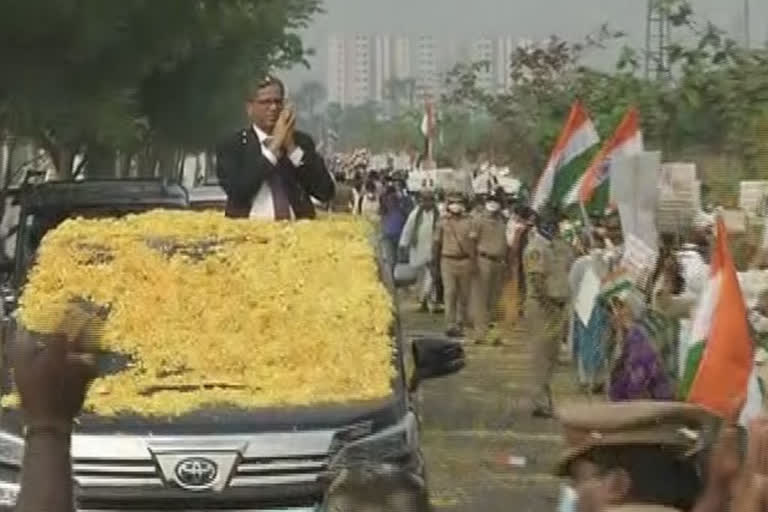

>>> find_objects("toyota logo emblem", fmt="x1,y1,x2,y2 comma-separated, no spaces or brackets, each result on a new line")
174,457,218,490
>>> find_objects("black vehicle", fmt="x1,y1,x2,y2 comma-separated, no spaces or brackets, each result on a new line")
0,179,464,511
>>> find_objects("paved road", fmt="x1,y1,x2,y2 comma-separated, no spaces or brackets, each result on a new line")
401,303,585,512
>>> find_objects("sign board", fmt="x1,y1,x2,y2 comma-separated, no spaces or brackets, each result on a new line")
369,154,388,170
611,151,660,251
472,171,498,195
407,169,472,194
721,209,747,234
740,181,768,216
657,162,699,234
407,169,438,192
393,154,412,171
497,176,522,195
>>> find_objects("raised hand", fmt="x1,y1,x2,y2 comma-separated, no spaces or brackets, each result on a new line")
13,328,97,431
268,108,291,155
283,106,297,153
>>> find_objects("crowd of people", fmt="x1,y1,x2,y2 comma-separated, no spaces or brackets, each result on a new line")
322,157,730,422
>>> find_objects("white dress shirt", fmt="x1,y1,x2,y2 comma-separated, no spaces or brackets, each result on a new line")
249,125,305,220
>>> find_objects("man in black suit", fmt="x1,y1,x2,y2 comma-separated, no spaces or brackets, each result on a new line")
216,76,335,219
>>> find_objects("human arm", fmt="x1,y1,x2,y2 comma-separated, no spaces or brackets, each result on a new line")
432,221,443,264
290,132,335,203
691,425,741,512
14,329,96,512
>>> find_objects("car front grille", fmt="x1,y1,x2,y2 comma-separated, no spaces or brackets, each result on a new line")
230,455,328,487
74,458,163,488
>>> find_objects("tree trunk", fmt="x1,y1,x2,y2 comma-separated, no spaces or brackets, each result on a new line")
86,145,118,179
38,132,76,180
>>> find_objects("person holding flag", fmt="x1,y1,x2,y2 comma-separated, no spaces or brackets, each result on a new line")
681,215,763,426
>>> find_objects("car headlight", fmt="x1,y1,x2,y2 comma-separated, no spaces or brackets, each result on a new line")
0,433,23,469
0,481,18,509
328,412,418,470
0,433,22,510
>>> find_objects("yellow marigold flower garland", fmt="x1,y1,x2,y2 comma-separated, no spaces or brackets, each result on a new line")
12,211,395,417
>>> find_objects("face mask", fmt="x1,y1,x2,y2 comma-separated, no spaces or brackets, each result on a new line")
485,201,501,213
557,484,578,512
367,193,376,200
447,203,465,214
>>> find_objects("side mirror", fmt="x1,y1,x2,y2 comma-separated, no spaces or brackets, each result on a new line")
409,337,465,392
393,264,418,288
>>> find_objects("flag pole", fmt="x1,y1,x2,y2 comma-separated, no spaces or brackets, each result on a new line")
579,200,596,247
426,99,435,168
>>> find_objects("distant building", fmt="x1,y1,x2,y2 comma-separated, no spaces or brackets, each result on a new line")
393,36,411,79
471,38,494,92
471,36,516,93
325,33,517,105
495,36,516,92
327,34,373,107
374,35,392,103
327,34,347,105
350,35,372,106
416,35,440,97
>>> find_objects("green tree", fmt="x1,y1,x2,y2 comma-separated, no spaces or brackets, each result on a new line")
0,0,321,179
294,80,326,139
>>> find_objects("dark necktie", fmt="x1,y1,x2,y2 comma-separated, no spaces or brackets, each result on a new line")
263,137,291,220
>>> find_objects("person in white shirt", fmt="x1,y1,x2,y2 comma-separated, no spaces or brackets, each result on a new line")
215,75,334,220
398,191,439,311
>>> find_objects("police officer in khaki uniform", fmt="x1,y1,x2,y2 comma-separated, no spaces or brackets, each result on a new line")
433,192,477,337
555,401,713,512
523,212,570,417
471,192,508,344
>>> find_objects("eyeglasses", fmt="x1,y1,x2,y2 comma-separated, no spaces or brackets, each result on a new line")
254,98,284,106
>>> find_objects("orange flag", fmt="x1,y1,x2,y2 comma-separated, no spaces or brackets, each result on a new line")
687,217,754,420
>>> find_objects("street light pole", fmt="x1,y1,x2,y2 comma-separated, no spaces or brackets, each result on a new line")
744,0,751,49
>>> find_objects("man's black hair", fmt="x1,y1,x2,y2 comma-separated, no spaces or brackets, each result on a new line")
585,444,702,512
246,74,286,99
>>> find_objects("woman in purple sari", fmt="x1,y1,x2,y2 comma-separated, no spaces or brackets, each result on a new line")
605,285,673,401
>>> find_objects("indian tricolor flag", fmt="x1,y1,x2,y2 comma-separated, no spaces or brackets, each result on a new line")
681,217,763,425
531,101,599,212
563,107,643,206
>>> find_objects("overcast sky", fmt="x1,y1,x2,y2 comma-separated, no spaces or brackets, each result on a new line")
284,0,767,88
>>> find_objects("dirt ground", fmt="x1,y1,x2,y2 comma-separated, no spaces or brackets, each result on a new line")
401,297,590,512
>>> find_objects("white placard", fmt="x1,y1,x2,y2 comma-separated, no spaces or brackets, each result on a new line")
621,233,658,291
612,152,660,251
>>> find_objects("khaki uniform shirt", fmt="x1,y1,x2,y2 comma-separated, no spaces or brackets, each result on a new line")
474,213,507,259
523,231,570,301
435,215,477,259
549,237,574,299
